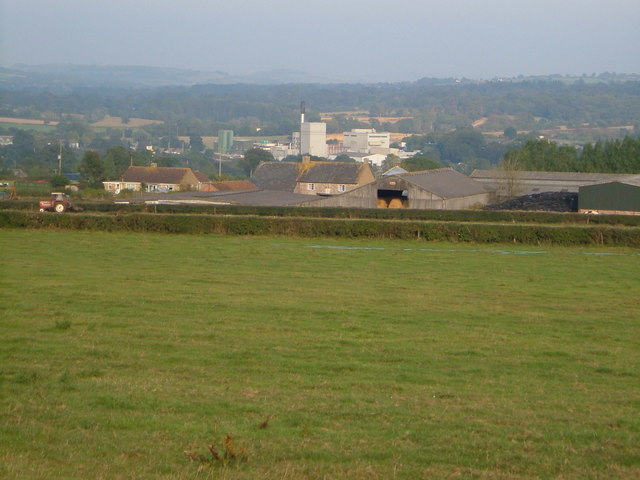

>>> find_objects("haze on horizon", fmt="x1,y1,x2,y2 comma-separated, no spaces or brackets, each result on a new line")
1,0,638,83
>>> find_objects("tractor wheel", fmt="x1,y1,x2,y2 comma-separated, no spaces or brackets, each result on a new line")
55,203,66,213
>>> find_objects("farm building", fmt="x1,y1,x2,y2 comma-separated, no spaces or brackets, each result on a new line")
103,166,212,193
470,169,639,198
578,176,640,215
126,189,314,207
251,158,375,196
300,168,494,209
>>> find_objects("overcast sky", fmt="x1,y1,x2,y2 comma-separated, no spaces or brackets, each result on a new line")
1,0,638,82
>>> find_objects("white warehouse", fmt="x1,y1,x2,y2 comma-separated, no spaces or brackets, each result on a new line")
343,129,390,154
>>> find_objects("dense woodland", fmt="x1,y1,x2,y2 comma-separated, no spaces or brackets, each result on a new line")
3,78,640,135
1,70,639,183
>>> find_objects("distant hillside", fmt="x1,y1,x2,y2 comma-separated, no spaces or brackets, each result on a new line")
0,64,344,90
1,66,638,147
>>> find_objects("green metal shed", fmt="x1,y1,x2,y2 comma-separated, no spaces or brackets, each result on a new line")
579,177,640,214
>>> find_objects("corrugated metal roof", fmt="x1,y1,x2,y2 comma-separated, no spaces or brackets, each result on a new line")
470,169,638,183
397,168,489,198
618,176,640,187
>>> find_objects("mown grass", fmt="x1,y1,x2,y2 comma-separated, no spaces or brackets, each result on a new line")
1,230,639,479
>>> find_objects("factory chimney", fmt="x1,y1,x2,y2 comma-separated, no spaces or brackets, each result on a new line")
300,101,306,124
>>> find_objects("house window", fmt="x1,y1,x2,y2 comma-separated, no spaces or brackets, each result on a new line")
338,184,346,192
308,183,315,191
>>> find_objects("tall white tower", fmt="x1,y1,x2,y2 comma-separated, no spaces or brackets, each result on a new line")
299,101,327,158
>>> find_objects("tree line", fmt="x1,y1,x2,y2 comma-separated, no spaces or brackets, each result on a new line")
502,137,640,173
2,79,639,138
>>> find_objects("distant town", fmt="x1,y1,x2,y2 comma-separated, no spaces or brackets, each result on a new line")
1,69,639,214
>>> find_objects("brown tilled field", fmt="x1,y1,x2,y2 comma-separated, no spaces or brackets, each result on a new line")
89,115,163,127
0,117,59,126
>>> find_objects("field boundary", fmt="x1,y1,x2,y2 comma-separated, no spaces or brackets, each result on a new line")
2,200,640,227
2,210,639,247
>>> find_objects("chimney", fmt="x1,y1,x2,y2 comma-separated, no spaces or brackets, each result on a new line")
300,101,306,124
301,155,311,165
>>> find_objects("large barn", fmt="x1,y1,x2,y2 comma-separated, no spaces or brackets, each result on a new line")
578,176,640,215
470,169,639,198
300,168,494,210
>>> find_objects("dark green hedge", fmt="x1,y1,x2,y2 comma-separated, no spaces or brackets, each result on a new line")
2,210,639,247
2,200,640,227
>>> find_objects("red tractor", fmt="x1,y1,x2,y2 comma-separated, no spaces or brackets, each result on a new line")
39,192,80,213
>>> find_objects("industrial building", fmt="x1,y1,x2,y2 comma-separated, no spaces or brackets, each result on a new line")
300,122,328,157
343,129,390,154
347,153,387,167
217,130,234,154
295,101,328,158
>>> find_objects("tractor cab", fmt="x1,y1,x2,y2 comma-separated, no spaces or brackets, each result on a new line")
39,192,76,213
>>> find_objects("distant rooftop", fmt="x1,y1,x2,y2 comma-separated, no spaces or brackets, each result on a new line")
398,168,490,198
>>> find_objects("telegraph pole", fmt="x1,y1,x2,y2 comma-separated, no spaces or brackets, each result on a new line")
57,141,63,175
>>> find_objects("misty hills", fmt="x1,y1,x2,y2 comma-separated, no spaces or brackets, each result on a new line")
2,64,639,91
0,64,345,89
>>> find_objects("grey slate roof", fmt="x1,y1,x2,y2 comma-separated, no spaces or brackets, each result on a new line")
397,168,489,198
122,166,192,184
297,163,362,184
251,161,368,191
131,189,316,207
251,162,299,191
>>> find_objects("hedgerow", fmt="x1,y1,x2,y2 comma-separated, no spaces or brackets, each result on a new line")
2,200,640,226
2,210,639,247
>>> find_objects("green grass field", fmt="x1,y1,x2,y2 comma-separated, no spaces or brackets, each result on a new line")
0,122,56,133
1,230,639,479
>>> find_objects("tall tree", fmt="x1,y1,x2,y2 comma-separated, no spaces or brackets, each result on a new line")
401,156,440,172
79,150,105,185
498,150,523,198
189,134,205,152
240,148,273,177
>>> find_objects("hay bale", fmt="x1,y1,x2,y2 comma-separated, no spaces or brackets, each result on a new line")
388,198,405,209
377,198,389,208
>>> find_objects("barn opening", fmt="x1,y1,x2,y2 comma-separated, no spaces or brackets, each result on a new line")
377,189,408,208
